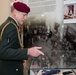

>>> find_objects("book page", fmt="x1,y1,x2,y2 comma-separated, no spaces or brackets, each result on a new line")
23,0,71,69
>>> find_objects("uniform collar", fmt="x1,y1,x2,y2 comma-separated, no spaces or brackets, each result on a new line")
8,17,18,26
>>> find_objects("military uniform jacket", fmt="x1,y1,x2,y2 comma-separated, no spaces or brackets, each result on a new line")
0,17,28,75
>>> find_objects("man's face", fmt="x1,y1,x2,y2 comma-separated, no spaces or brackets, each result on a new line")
16,11,28,25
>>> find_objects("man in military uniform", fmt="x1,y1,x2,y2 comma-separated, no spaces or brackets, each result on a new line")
0,1,44,75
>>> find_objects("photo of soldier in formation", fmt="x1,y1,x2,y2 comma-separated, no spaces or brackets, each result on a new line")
23,15,76,69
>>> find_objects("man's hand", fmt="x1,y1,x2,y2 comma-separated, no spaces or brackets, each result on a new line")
23,60,26,68
28,47,44,57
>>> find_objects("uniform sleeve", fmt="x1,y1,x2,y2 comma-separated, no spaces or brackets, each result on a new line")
0,23,28,60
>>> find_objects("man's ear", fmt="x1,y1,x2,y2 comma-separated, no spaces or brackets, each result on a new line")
14,9,19,17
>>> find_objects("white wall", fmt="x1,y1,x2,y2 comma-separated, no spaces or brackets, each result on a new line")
22,0,28,4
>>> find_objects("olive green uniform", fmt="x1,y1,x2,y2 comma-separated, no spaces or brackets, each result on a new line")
0,17,28,75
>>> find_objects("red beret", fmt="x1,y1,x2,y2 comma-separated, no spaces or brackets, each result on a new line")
13,2,30,13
